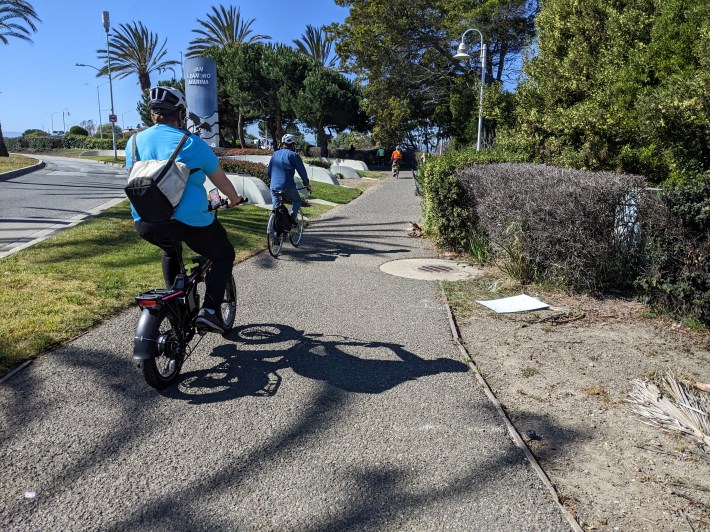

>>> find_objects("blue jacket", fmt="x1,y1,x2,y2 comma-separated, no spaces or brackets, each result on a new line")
267,149,309,191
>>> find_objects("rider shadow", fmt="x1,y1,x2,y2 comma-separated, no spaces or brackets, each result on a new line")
165,323,468,404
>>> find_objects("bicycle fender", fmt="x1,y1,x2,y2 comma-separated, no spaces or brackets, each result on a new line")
133,308,160,362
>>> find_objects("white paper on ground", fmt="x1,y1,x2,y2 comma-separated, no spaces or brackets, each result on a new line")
476,294,549,313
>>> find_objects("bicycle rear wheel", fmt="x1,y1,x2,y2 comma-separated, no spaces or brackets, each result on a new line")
289,211,304,246
142,309,185,389
220,273,237,330
267,212,284,257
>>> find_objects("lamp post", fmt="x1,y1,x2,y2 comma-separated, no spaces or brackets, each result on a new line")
453,27,487,151
102,11,117,161
121,112,131,137
76,64,107,140
50,112,57,134
84,83,104,139
62,108,70,135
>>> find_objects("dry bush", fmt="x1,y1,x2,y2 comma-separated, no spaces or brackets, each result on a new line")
456,163,647,291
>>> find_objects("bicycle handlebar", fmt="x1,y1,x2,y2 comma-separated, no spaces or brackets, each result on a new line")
208,196,249,211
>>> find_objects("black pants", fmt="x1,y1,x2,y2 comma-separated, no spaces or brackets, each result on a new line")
135,218,235,310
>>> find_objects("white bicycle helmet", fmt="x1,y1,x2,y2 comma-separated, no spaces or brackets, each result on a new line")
149,86,187,112
281,133,296,146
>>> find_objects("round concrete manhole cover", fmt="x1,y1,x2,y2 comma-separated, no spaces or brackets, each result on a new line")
379,258,481,281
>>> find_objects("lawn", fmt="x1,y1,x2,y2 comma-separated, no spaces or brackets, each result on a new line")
0,154,39,173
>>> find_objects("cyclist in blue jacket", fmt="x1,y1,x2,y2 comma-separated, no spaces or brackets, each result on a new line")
267,134,312,225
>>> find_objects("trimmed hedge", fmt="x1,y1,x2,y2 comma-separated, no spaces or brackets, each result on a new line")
303,158,331,169
220,159,269,187
219,148,273,156
456,163,646,291
7,135,128,151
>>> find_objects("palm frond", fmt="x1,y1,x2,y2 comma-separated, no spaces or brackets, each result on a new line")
628,371,710,450
186,5,270,58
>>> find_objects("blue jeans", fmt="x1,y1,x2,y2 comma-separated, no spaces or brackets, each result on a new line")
271,186,302,215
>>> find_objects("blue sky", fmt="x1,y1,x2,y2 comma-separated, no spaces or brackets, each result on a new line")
0,1,349,137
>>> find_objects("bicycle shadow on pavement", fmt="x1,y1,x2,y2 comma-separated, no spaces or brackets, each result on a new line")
165,323,468,404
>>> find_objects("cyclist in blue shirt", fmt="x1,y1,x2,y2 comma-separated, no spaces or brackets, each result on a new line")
267,134,312,225
126,86,243,334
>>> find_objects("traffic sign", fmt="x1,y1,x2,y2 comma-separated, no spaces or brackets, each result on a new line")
108,114,117,123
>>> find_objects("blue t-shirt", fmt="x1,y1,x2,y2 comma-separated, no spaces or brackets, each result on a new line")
126,124,219,226
267,148,309,191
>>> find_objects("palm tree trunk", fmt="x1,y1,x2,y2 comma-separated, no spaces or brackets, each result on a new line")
0,122,9,157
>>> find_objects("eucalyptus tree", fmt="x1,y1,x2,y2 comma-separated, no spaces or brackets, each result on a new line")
293,24,337,68
186,5,270,58
0,0,41,156
96,21,179,93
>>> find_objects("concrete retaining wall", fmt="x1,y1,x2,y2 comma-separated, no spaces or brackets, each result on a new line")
80,150,127,157
330,165,361,179
208,174,272,205
323,158,369,171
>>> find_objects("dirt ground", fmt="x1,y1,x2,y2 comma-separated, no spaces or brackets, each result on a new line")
452,273,710,531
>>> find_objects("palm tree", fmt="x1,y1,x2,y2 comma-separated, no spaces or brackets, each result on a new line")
0,0,40,156
96,21,179,93
0,0,39,44
293,24,337,69
186,5,270,58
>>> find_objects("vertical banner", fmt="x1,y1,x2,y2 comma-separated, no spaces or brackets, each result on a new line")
184,57,219,147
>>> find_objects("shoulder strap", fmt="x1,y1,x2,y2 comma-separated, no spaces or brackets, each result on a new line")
131,134,138,162
168,133,190,163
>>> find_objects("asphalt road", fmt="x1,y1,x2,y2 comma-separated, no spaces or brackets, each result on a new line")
0,155,126,258
0,172,569,531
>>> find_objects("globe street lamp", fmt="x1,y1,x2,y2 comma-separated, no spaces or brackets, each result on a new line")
453,28,487,151
50,112,58,134
102,11,117,161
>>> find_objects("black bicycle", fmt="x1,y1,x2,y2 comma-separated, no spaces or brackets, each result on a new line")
267,189,306,258
131,195,248,389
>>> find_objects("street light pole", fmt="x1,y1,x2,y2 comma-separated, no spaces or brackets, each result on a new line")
50,112,57,134
85,83,104,139
62,108,70,135
102,11,117,161
453,27,487,151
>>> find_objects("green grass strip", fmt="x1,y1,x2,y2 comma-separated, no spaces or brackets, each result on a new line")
0,181,362,375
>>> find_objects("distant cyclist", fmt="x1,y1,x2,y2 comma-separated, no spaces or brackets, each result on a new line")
391,145,403,176
267,134,312,225
126,86,243,334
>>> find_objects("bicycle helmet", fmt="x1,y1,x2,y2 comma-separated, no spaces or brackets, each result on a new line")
281,133,296,146
149,86,187,112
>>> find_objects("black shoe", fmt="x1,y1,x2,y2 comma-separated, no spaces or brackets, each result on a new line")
195,308,225,334
290,213,298,227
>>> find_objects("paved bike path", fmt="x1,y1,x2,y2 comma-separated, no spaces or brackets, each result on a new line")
0,173,568,530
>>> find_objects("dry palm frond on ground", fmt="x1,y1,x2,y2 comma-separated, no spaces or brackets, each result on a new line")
628,371,710,449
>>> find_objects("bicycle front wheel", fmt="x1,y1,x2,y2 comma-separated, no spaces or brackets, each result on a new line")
220,273,237,330
142,309,185,389
289,211,304,246
267,212,284,257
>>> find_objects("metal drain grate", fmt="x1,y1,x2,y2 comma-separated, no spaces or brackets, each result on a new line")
417,264,455,273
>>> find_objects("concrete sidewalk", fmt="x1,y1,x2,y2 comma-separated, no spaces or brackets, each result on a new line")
0,172,570,530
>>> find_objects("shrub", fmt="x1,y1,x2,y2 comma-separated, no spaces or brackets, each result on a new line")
456,163,647,291
636,171,710,325
69,126,89,136
420,147,526,250
219,148,272,156
4,137,21,151
220,159,269,187
303,158,331,169
26,136,58,151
